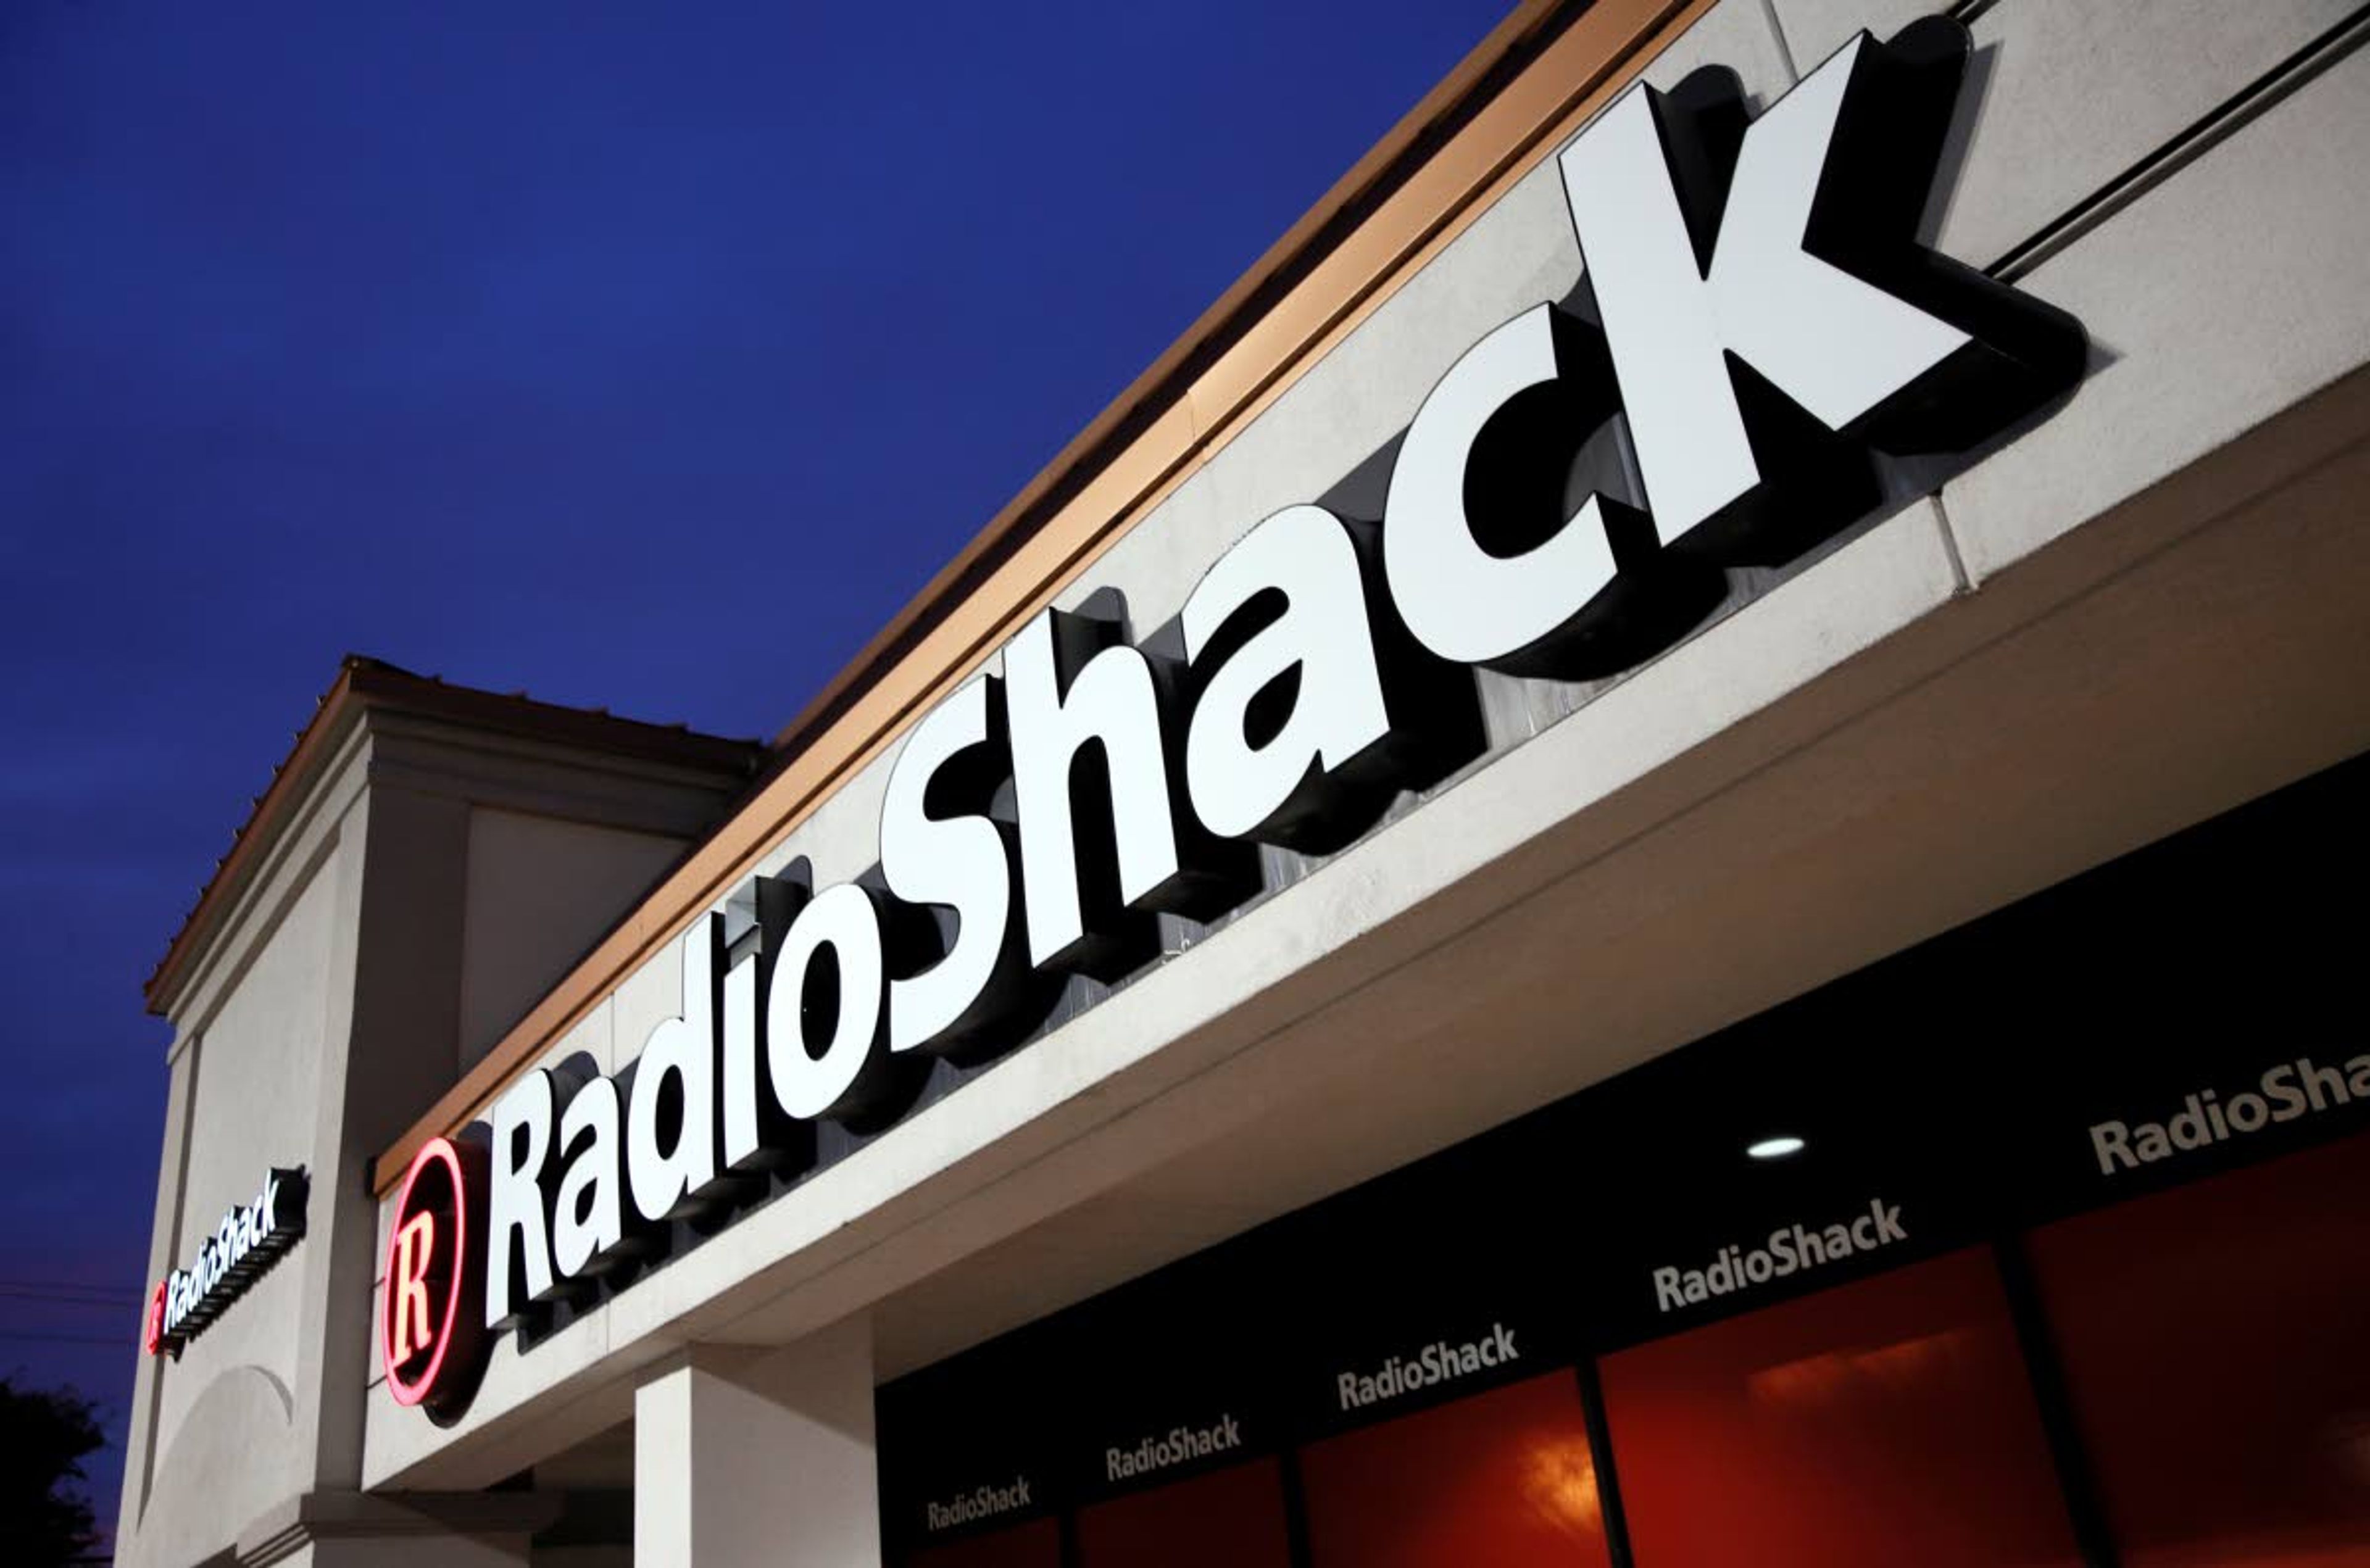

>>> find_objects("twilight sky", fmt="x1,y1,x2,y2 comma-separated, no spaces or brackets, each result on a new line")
0,0,1509,1535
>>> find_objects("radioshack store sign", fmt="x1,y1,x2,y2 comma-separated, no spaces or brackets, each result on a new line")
875,753,2370,1568
147,1168,306,1359
381,1137,490,1425
381,22,2084,1421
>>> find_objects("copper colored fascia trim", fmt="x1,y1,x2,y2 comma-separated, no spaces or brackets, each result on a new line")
370,0,1714,1197
761,0,1575,760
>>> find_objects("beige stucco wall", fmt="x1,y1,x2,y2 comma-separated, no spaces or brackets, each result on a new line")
124,726,373,1568
355,0,2370,1497
458,808,689,1071
122,716,752,1566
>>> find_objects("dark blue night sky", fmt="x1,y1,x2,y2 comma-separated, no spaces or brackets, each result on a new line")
0,0,1507,1534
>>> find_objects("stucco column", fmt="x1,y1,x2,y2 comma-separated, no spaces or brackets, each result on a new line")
230,1488,556,1567
634,1314,881,1568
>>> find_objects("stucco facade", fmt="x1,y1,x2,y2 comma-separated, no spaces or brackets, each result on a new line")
122,1,2370,1564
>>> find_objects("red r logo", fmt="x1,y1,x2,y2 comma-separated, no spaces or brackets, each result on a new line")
143,1280,167,1358
381,1135,490,1423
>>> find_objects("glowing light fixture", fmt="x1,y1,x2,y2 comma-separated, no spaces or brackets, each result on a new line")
1746,1135,1807,1161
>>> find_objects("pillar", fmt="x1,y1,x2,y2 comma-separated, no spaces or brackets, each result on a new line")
634,1314,880,1568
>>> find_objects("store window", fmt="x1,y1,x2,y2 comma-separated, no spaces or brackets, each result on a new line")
2029,1129,2370,1567
1299,1369,1613,1568
1599,1247,2082,1568
876,753,2370,1568
905,1516,1061,1568
1072,1458,1295,1568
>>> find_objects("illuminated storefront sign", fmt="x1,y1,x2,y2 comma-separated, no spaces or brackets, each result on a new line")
386,20,2088,1418
146,1168,306,1359
380,1135,491,1422
926,1479,1036,1536
1649,1198,1908,1312
872,752,2370,1568
2089,1053,2370,1175
1334,1323,1521,1411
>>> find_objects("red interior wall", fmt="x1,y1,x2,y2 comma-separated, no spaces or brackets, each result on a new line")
905,1515,1061,1568
1598,1247,2082,1568
1299,1370,1615,1568
1073,1457,1296,1568
2029,1130,2370,1568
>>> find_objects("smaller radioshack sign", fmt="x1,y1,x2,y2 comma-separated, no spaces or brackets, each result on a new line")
381,1136,491,1424
147,1168,306,1359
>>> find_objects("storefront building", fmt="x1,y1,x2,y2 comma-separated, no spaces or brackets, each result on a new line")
118,1,2370,1564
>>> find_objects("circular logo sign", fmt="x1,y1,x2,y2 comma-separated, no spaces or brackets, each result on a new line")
381,1135,490,1424
143,1280,167,1359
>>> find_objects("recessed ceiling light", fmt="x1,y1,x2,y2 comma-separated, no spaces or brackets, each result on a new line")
1746,1135,1806,1161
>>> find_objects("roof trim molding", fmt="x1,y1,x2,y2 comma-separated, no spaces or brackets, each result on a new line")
146,656,763,1018
369,0,1715,1192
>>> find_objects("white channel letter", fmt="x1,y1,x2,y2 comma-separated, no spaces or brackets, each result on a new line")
883,676,1012,1052
484,1071,554,1329
1005,609,1180,969
1383,305,1624,666
720,932,767,1170
767,882,888,1120
1182,505,1391,841
1558,41,1968,548
551,1074,623,1280
625,918,722,1226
